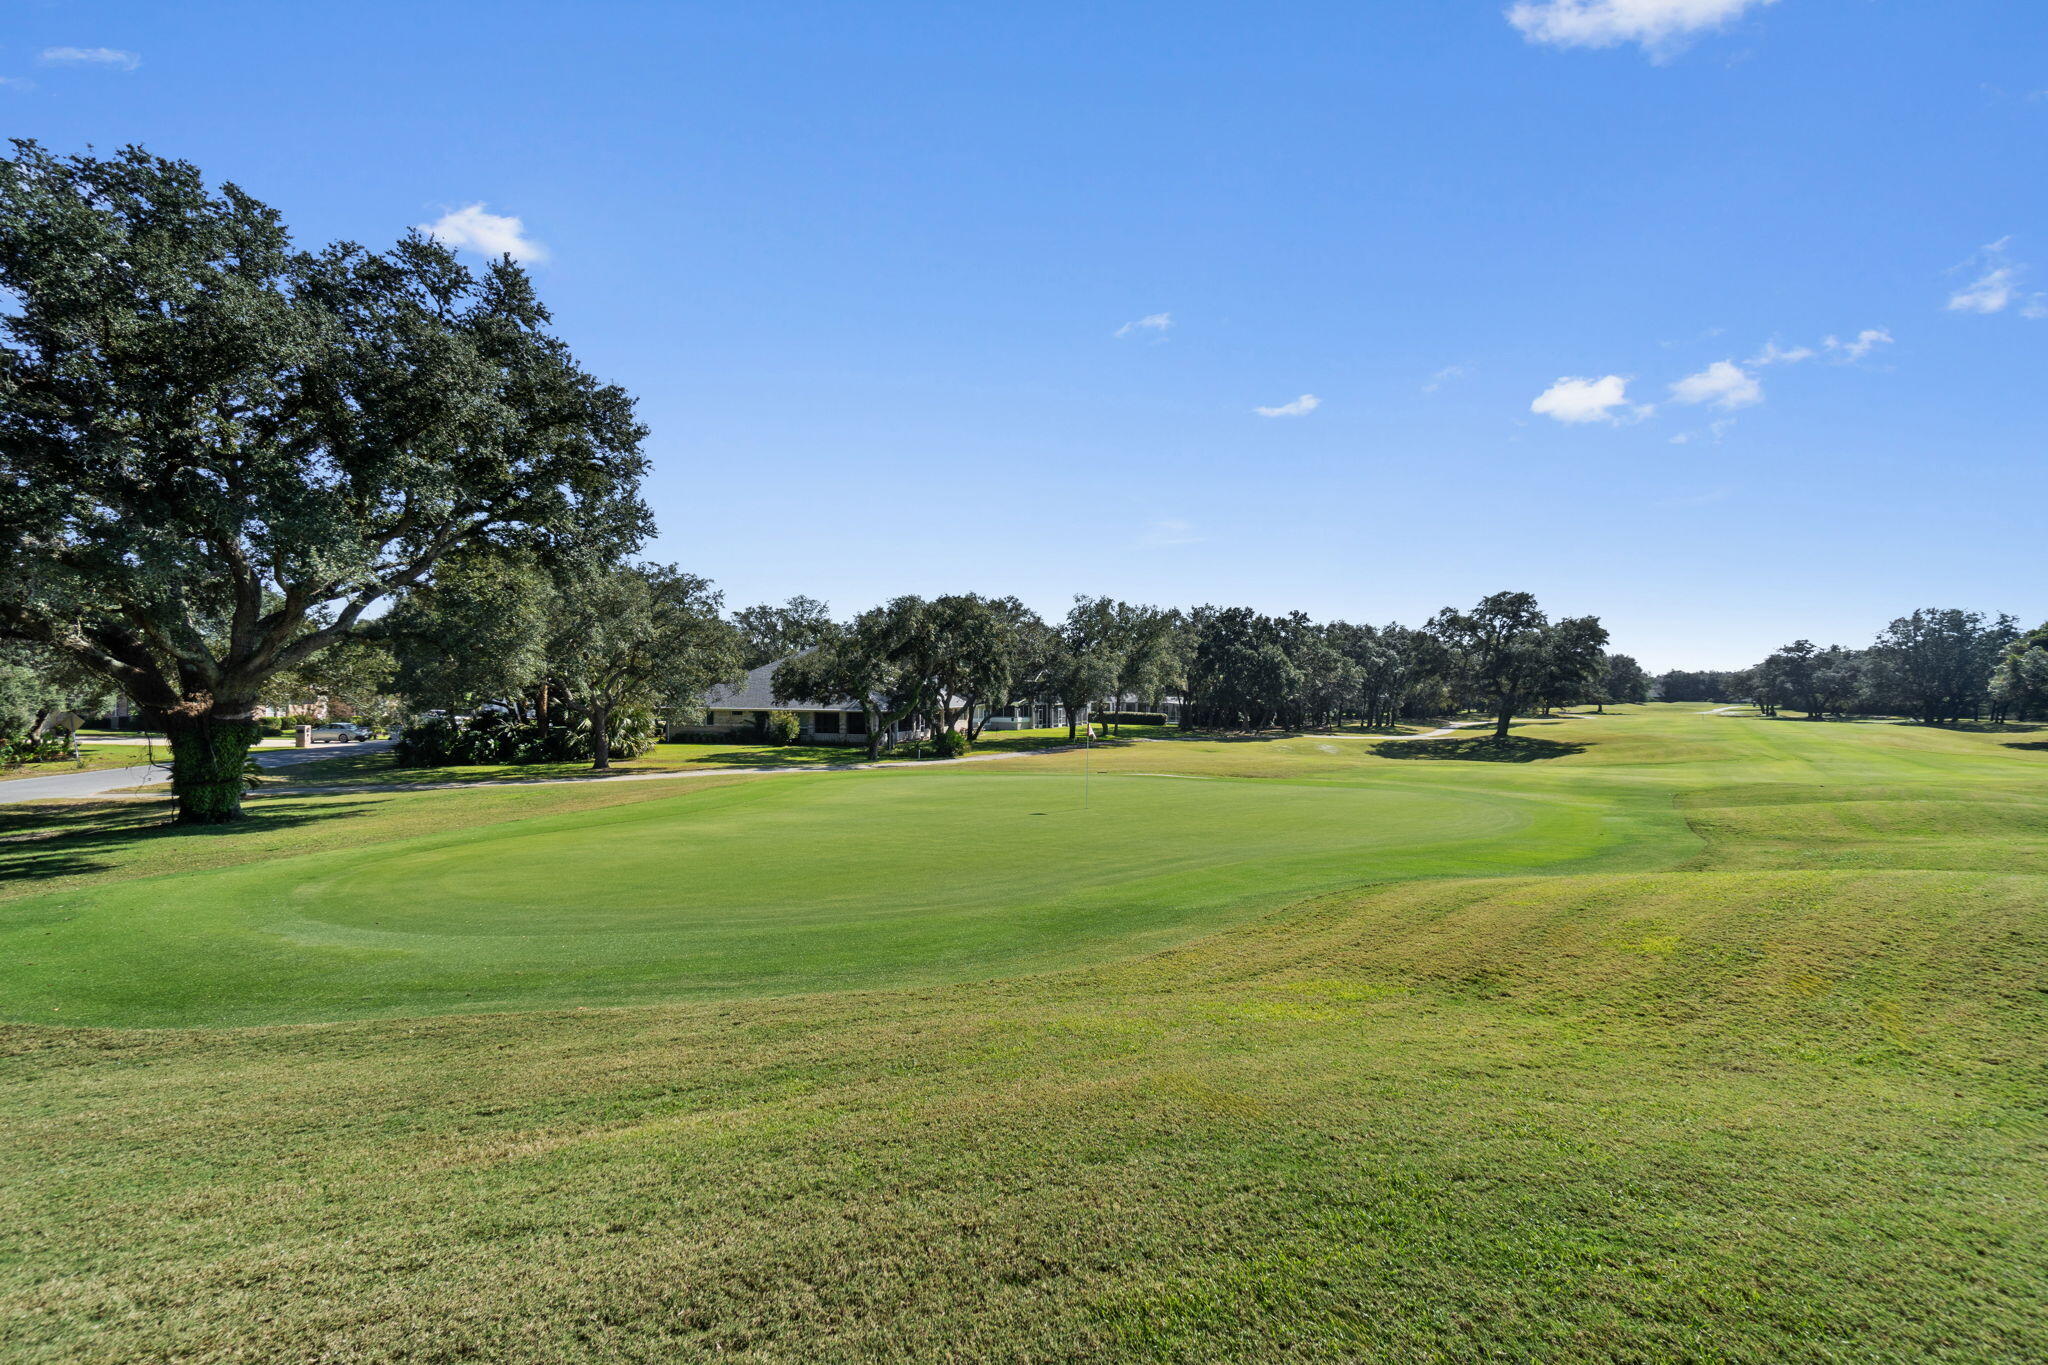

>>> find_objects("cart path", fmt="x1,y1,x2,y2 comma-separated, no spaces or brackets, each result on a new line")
0,740,393,806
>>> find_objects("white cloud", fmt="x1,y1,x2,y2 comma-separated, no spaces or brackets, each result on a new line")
1949,266,2016,314
1115,311,1172,338
1530,374,1637,424
1670,359,1762,409
1506,0,1777,58
1254,393,1321,418
1825,327,1892,361
1944,238,2046,316
1139,518,1203,547
0,76,34,92
1747,339,1815,366
39,46,140,70
418,204,548,263
1422,364,1467,393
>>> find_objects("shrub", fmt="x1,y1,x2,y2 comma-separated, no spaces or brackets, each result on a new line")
1096,711,1168,727
398,708,657,767
763,711,803,746
931,729,971,759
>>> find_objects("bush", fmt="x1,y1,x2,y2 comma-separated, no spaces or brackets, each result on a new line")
1096,711,1168,727
931,729,971,759
396,707,658,767
763,711,803,746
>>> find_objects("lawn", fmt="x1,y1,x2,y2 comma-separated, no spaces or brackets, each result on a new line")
0,743,161,782
268,725,1159,788
3,705,2044,1361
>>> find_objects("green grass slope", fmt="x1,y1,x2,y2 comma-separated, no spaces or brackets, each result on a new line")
3,705,2045,1362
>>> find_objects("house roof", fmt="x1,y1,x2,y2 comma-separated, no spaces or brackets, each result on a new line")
702,659,858,713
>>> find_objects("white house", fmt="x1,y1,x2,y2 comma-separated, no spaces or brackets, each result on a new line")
674,659,942,745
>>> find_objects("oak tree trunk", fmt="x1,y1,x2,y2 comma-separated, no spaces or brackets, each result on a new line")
161,710,259,824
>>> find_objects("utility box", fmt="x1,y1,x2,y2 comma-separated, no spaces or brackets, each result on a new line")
296,724,312,749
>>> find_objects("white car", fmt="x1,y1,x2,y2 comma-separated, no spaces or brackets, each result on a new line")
308,723,371,743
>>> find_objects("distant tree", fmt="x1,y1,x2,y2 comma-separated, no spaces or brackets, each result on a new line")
1182,606,1302,730
384,553,558,718
0,642,113,737
0,143,649,821
547,566,744,770
732,595,835,670
774,597,935,760
1866,608,2009,724
0,650,40,741
1991,623,2048,722
1431,591,1590,741
1599,653,1650,710
259,637,397,724
1042,632,1120,740
1531,616,1611,716
924,594,1042,740
1808,646,1866,719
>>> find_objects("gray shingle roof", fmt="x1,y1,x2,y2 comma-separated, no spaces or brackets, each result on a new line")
701,659,857,713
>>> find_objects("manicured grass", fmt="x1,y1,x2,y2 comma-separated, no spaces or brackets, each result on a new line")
3,704,2045,1361
272,726,1157,788
0,744,161,782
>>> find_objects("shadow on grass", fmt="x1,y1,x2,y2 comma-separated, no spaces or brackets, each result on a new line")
1371,735,1587,763
2004,740,2048,753
0,797,379,885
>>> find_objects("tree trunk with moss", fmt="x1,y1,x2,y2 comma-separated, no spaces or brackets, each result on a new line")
159,710,259,824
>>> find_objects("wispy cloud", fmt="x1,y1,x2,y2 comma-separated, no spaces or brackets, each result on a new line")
1826,327,1893,361
1747,339,1814,366
1668,419,1737,447
1253,393,1321,418
0,76,34,92
1749,328,1892,366
1506,0,1778,60
1422,364,1467,394
1530,374,1642,424
1670,359,1762,409
1139,518,1204,547
1115,311,1172,339
39,46,140,70
418,204,548,263
1947,238,2044,317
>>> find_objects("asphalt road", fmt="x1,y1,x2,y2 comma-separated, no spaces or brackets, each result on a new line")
0,740,394,807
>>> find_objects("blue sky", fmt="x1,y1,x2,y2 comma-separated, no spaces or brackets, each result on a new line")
7,1,2045,670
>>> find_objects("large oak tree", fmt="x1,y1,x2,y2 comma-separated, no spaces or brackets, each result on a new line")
0,143,650,820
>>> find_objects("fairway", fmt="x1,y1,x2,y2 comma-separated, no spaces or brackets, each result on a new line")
6,760,1624,1026
5,706,2047,1363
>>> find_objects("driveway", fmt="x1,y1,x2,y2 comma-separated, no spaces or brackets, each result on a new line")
0,740,393,806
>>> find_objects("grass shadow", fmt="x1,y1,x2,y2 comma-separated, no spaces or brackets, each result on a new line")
2003,740,2048,753
1371,735,1587,763
0,797,383,885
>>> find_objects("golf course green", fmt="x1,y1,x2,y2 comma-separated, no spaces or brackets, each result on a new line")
3,705,2045,1361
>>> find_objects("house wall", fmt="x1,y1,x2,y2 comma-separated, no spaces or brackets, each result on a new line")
667,708,958,745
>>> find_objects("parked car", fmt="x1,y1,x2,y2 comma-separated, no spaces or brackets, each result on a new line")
308,723,372,743
981,716,1030,731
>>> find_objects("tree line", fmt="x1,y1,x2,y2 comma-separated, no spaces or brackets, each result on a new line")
1656,608,2048,724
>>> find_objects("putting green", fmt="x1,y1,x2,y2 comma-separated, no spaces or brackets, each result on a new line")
8,764,1624,1027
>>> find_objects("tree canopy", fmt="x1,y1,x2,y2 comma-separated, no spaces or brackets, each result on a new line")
0,142,650,819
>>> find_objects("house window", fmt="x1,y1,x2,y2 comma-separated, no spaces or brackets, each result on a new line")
846,711,868,734
813,711,841,734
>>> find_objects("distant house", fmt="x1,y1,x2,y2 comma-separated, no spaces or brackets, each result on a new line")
675,658,944,745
